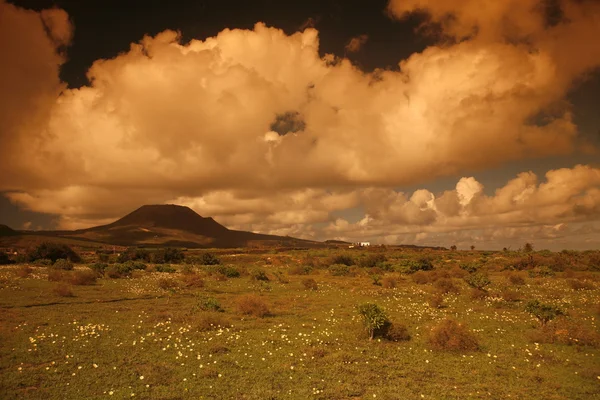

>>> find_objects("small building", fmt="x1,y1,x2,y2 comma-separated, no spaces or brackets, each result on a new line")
358,242,370,247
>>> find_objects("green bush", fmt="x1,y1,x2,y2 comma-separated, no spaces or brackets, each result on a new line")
525,300,565,326
197,297,223,312
329,264,351,276
358,254,386,269
356,303,390,340
201,252,221,265
403,257,434,273
331,254,354,266
151,248,185,264
27,242,80,263
52,258,74,271
117,248,150,263
90,262,108,274
216,265,240,278
250,269,269,281
459,262,479,274
464,272,491,291
155,264,176,273
105,263,134,278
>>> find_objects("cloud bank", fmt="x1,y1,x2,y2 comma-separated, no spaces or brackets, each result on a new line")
1,0,600,248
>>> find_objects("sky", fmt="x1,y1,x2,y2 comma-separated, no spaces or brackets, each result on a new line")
1,0,600,250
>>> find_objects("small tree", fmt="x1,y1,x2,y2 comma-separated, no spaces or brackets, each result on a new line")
201,252,221,265
525,300,565,326
523,243,534,253
27,242,80,263
464,272,491,291
357,303,389,340
450,245,457,251
470,245,475,251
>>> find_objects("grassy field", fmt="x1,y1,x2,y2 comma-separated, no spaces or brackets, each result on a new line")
1,249,599,399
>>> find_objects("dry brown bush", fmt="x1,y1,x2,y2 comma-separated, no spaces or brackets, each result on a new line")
47,269,66,282
500,288,521,302
195,312,231,332
568,279,595,290
181,273,205,288
53,283,74,297
529,320,600,347
381,276,397,289
429,293,445,309
449,266,468,279
214,272,228,281
469,288,488,300
428,319,479,351
506,272,526,285
302,278,318,290
69,270,97,285
15,265,33,278
236,294,270,317
412,271,435,284
384,323,411,341
434,278,460,294
157,278,178,290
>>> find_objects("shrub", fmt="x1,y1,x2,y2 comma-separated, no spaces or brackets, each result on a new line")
250,269,269,281
97,253,110,263
500,288,521,302
53,283,74,297
117,248,150,263
302,278,318,290
196,297,223,312
429,293,445,309
237,295,270,317
525,300,565,326
52,258,74,271
70,270,97,285
105,263,134,278
157,278,178,290
155,264,176,273
381,276,397,289
507,272,526,285
568,279,595,290
331,254,355,266
195,312,231,332
529,319,600,347
356,303,390,340
27,242,80,263
428,319,479,351
0,251,13,265
151,248,185,264
289,265,313,275
469,288,488,300
15,265,32,278
371,274,382,286
329,264,351,276
90,262,108,275
216,265,240,278
47,269,66,282
34,259,53,267
201,252,221,265
464,272,491,291
406,257,434,273
383,323,411,342
273,271,289,284
434,278,460,294
412,271,433,284
459,262,479,274
358,253,386,269
181,273,205,288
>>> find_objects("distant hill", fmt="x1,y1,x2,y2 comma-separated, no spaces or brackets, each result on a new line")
24,204,321,249
0,224,18,237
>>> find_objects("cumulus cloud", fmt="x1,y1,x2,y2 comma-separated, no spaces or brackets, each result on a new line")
345,34,368,53
1,1,600,248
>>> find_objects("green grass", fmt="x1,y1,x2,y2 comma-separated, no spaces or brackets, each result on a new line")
1,250,599,399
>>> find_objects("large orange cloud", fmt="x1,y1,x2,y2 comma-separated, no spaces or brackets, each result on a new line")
1,1,600,248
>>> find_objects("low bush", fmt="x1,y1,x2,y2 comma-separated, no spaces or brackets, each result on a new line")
381,276,397,289
47,269,66,282
52,258,74,271
34,259,52,267
157,278,178,290
105,263,134,278
70,270,97,285
383,323,411,342
568,279,595,290
459,262,479,274
405,257,434,273
464,272,491,291
215,265,240,278
358,253,386,269
434,278,460,294
181,273,205,288
288,265,312,275
0,251,13,265
196,297,223,312
302,278,318,290
525,300,565,326
53,283,74,297
195,312,231,332
27,242,81,263
15,265,32,278
429,293,445,309
331,254,355,266
500,288,521,302
506,272,526,285
329,264,351,276
428,319,479,351
250,269,269,281
90,262,108,275
201,252,221,266
237,295,270,317
155,264,176,273
528,319,600,347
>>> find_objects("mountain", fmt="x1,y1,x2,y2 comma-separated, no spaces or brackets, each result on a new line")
41,204,319,248
0,224,18,237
